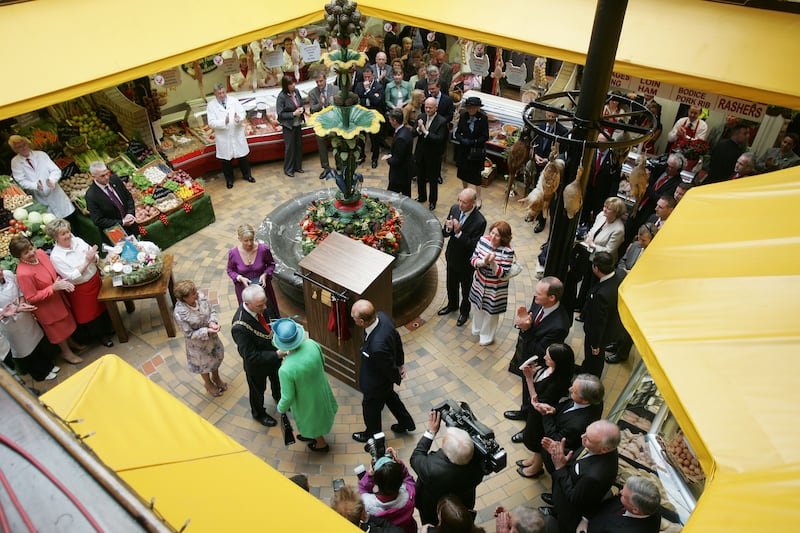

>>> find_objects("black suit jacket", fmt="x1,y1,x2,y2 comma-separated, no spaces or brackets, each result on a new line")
582,273,624,351
383,31,400,56
410,433,484,525
534,121,569,160
707,137,743,184
84,176,138,238
230,304,280,372
387,126,414,194
587,495,661,533
442,205,486,273
542,399,603,453
430,93,454,125
359,311,404,395
355,79,386,114
414,112,448,175
509,302,570,377
552,449,620,533
275,89,305,130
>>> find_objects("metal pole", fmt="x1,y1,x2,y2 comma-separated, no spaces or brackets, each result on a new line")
544,0,629,311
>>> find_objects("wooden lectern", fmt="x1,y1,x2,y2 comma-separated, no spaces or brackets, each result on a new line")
298,232,394,390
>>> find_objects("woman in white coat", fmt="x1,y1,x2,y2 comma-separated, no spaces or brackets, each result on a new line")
206,83,255,189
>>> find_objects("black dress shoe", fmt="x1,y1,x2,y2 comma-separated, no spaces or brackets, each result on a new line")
605,342,619,352
352,431,370,443
308,441,330,453
511,431,525,444
391,423,416,434
244,176,256,183
101,338,114,347
437,306,456,316
515,459,528,468
456,314,468,327
516,466,544,479
438,176,443,184
538,506,556,517
252,413,277,427
605,352,628,364
295,169,305,173
319,169,329,179
540,493,554,505
416,198,426,203
533,219,546,233
574,314,585,322
429,204,436,211
504,410,526,421
226,182,234,189
285,171,295,177
371,160,378,169
296,434,315,442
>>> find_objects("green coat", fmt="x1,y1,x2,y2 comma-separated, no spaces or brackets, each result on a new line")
277,339,338,437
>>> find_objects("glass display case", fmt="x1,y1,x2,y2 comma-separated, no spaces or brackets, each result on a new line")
609,360,705,528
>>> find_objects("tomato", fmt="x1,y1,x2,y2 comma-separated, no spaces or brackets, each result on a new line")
8,219,16,226
8,228,16,234
17,224,26,231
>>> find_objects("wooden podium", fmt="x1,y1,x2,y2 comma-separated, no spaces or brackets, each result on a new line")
298,232,395,390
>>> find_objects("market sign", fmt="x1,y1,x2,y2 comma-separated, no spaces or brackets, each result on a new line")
156,67,182,89
609,72,767,122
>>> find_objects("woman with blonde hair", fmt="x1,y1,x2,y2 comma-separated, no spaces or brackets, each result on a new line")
226,223,279,314
173,279,225,397
403,89,426,130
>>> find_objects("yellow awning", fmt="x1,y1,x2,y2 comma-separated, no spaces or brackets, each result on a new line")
2,0,800,119
618,171,800,532
41,355,354,532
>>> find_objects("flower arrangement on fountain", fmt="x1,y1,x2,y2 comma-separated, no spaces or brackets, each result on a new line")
300,0,404,256
100,238,163,286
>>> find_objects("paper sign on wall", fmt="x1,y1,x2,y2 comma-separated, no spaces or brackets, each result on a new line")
220,57,240,75
504,62,527,87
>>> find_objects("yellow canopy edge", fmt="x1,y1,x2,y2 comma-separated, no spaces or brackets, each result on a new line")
619,170,800,532
41,355,356,532
1,0,800,119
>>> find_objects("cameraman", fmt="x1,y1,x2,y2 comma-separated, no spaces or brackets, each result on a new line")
358,447,417,533
411,410,484,526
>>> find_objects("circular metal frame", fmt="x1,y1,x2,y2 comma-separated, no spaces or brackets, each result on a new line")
522,91,656,151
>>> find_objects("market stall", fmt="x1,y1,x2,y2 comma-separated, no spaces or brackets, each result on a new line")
617,170,800,532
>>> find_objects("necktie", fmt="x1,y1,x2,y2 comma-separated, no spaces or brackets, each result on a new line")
655,219,662,229
458,211,466,225
534,308,544,326
654,173,669,190
26,158,33,169
104,185,125,215
257,313,271,333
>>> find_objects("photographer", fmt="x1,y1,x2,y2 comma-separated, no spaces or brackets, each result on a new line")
411,411,484,526
358,447,417,533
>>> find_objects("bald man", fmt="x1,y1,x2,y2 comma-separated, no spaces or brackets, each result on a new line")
414,97,448,210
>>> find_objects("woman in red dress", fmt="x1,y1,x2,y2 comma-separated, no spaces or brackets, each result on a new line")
9,235,84,364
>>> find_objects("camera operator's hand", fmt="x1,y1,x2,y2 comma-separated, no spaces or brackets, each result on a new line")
386,447,400,463
427,410,442,434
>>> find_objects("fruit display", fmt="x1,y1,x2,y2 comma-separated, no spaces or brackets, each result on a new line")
69,111,118,151
141,163,169,185
154,192,182,213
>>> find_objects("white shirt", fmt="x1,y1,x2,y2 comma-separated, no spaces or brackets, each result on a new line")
10,150,75,218
0,271,44,358
206,96,250,160
364,315,380,340
50,235,97,284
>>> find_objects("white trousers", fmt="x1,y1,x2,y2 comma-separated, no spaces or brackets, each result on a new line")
471,304,500,345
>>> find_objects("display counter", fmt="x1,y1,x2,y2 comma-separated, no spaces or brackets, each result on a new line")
159,80,328,176
609,360,704,529
460,90,527,159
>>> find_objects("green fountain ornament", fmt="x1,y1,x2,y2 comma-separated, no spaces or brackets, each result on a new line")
308,0,384,207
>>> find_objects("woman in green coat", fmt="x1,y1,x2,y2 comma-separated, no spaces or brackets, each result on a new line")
273,318,338,452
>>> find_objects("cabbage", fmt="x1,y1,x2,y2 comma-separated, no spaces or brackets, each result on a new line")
27,212,43,224
41,213,57,225
12,208,28,220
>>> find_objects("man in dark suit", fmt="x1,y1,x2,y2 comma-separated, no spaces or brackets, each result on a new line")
581,148,621,228
540,420,621,533
504,276,570,426
426,81,454,128
578,476,662,533
308,72,339,179
84,161,139,243
531,113,569,233
526,373,604,452
410,410,484,526
230,284,281,428
705,123,749,184
581,252,624,377
354,66,386,168
414,97,448,210
627,152,684,241
350,299,415,443
383,23,400,56
646,195,675,230
438,188,487,327
383,109,413,197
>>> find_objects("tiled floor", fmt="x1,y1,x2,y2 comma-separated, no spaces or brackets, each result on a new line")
35,147,634,529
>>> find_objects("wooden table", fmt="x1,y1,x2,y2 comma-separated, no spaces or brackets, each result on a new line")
97,254,176,343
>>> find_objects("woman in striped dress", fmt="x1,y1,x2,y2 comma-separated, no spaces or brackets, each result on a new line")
468,221,515,346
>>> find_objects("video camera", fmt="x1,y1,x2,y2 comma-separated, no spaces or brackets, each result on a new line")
432,400,507,474
365,431,390,463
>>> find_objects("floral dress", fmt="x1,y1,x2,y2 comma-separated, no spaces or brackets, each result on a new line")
173,296,224,374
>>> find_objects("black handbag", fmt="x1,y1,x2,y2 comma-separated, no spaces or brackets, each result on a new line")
281,413,296,446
